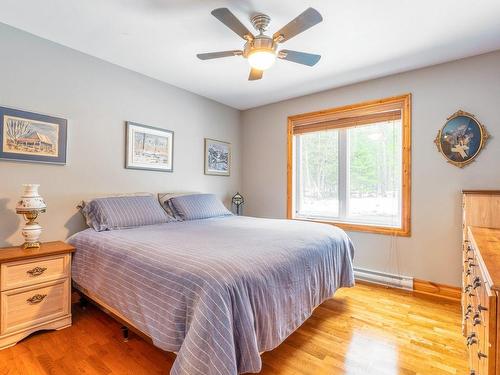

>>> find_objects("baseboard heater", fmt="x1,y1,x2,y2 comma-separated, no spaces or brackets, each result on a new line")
354,267,414,291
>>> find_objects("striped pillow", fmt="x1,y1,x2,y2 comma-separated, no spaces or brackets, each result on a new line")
82,195,175,231
169,194,233,220
158,192,199,217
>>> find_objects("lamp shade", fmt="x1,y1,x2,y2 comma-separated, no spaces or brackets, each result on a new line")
16,184,46,213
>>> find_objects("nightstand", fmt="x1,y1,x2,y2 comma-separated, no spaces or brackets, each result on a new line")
0,241,75,350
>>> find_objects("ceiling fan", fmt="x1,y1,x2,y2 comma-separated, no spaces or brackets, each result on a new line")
197,7,323,81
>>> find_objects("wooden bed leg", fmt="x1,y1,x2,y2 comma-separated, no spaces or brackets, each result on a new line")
79,295,89,310
121,326,129,342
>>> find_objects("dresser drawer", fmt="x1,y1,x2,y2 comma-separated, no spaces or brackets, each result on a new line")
0,254,69,291
0,278,70,335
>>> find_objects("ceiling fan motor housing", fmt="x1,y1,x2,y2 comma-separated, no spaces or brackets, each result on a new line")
244,35,277,58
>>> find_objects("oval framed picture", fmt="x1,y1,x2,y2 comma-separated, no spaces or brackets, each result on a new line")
434,110,489,168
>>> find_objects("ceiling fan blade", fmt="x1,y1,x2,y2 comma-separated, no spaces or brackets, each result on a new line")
273,8,322,43
248,68,263,81
278,50,321,66
211,8,254,41
197,50,242,60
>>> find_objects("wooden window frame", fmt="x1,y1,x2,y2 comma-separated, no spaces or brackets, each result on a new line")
287,94,412,237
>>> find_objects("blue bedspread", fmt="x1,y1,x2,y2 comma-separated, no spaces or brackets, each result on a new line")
68,216,354,375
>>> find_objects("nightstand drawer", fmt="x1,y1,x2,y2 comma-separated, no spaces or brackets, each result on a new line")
1,254,69,291
1,278,70,335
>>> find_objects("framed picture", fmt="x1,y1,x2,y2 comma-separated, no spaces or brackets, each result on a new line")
0,106,67,164
125,121,173,172
434,110,489,168
204,138,231,176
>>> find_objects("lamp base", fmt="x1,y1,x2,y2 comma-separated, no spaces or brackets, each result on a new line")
20,217,43,250
23,241,41,249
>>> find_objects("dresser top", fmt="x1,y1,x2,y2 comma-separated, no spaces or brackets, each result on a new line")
463,190,500,195
0,241,75,263
469,226,500,291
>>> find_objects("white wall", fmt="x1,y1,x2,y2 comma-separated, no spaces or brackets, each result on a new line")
241,50,500,286
0,24,241,246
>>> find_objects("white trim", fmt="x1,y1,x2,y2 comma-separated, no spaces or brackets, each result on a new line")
354,267,413,291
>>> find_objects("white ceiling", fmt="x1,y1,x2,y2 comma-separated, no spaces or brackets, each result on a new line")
1,0,500,110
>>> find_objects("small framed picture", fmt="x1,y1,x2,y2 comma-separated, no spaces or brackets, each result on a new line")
434,110,489,168
0,106,67,165
204,138,231,176
125,121,174,172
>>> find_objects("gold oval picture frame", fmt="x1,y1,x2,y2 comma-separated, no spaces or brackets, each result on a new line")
434,110,489,168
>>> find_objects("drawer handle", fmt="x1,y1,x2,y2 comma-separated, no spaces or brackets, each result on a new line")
26,266,47,277
478,351,487,359
473,277,482,289
467,332,477,346
473,317,482,326
26,294,47,304
478,304,488,312
467,337,478,346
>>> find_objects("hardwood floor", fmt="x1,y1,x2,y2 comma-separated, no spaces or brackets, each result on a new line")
0,283,467,375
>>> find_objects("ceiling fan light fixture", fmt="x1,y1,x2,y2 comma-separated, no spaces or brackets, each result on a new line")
248,49,276,70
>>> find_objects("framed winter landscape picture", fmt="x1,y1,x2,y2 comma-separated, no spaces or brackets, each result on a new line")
125,121,174,172
0,106,67,164
434,110,489,168
204,138,231,176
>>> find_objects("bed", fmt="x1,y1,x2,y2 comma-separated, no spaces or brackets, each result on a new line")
68,199,354,375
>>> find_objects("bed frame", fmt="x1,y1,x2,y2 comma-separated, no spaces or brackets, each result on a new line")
74,283,157,345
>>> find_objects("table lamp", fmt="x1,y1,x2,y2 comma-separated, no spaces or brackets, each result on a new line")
16,184,46,249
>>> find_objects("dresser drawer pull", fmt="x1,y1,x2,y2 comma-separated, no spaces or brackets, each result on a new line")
465,305,473,319
464,285,473,293
467,332,477,346
464,257,474,263
478,351,487,359
478,305,488,312
26,294,47,304
467,337,478,346
473,279,482,289
26,266,47,277
473,317,482,326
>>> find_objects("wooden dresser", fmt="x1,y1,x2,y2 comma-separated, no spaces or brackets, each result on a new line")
463,191,500,375
0,241,75,350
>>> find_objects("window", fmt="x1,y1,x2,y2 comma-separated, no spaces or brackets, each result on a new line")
287,94,411,236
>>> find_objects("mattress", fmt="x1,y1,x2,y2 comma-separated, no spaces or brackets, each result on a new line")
68,215,355,375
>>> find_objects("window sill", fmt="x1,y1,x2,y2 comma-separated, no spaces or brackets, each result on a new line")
291,216,411,237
